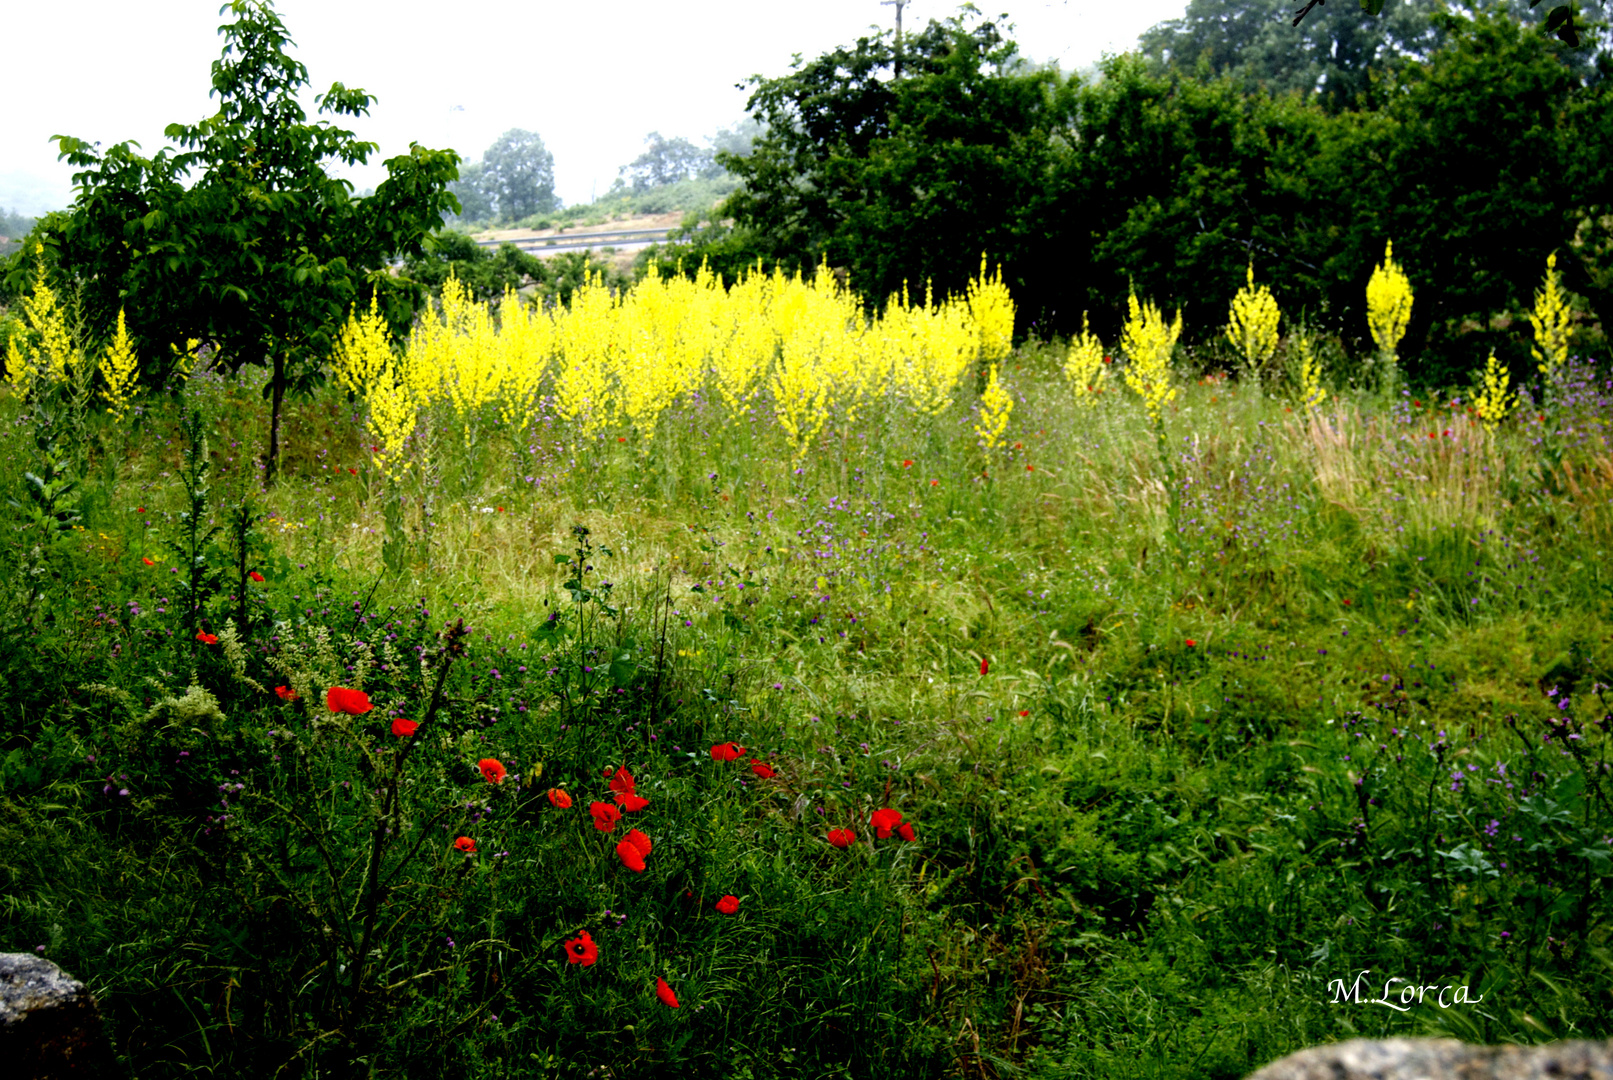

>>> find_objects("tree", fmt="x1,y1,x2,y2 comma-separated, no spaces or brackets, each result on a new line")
448,160,495,222
619,132,715,191
402,233,547,305
481,129,558,222
12,0,459,484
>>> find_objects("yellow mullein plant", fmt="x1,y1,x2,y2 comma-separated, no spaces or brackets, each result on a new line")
332,294,393,399
974,363,1013,450
1226,262,1280,379
5,247,82,394
1366,240,1413,367
1530,251,1572,378
99,308,141,422
1063,312,1107,405
1472,351,1515,435
1121,289,1182,424
1289,328,1327,413
966,255,1015,365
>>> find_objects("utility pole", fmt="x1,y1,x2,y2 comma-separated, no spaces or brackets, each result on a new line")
881,0,907,78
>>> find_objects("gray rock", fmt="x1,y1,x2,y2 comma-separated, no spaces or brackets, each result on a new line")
1246,1037,1613,1080
0,954,115,1077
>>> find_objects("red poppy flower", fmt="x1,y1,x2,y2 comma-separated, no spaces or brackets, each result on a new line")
348,467,357,475
616,790,650,811
248,571,265,583
897,822,917,842
564,930,597,966
616,839,647,872
454,836,476,854
477,758,507,784
623,828,652,857
870,807,904,839
547,787,573,809
326,687,373,715
609,766,636,795
710,741,745,762
656,977,680,1008
275,685,298,702
1342,599,1352,606
1019,710,1030,716
980,658,989,676
1185,639,1197,648
929,479,940,486
142,556,156,566
1443,428,1451,438
195,631,219,645
391,717,419,737
589,802,621,832
715,894,740,915
749,760,776,779
828,828,856,848
136,507,145,513
1026,464,1034,471
901,459,913,468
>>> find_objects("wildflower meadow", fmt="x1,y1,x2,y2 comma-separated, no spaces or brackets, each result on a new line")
0,238,1610,1080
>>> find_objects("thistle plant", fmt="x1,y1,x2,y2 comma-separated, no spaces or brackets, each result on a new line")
1530,251,1572,380
1226,262,1280,383
1062,312,1107,405
1366,240,1413,386
973,363,1013,450
98,309,140,423
1472,350,1516,435
1120,289,1181,424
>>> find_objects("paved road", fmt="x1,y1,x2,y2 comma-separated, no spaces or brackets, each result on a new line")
476,226,703,257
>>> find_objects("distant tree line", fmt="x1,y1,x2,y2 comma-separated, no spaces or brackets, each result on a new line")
649,0,1613,386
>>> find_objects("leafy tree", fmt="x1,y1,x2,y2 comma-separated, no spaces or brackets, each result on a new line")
447,160,495,223
8,0,459,483
618,132,715,191
481,128,558,222
402,232,547,304
710,12,1072,315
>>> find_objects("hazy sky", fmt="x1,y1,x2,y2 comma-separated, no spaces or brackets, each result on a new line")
1,0,1185,216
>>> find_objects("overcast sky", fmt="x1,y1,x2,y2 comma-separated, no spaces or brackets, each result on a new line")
1,0,1185,217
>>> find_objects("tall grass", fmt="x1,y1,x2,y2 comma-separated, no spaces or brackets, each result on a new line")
0,331,1609,1079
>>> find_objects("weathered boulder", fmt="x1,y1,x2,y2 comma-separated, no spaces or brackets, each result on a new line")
0,954,115,1077
1246,1037,1613,1080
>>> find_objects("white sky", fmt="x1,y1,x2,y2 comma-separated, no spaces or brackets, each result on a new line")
0,0,1185,217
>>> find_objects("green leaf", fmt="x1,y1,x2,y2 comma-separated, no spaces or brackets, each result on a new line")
1359,0,1385,14
554,554,570,564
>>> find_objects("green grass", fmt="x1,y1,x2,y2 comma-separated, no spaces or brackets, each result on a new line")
0,341,1610,1079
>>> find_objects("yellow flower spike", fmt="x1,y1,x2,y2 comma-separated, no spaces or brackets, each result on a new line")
1366,240,1413,365
966,254,1015,365
974,362,1013,450
1063,312,1107,405
332,294,393,399
1530,251,1572,378
1291,329,1327,413
99,308,141,422
1473,351,1515,435
1226,262,1280,376
1120,289,1181,424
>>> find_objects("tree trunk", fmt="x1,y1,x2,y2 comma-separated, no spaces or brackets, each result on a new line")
266,352,286,487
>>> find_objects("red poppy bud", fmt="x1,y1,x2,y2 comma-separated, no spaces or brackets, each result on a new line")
547,787,572,809
656,977,680,1008
715,895,740,914
391,717,419,737
616,839,647,872
477,758,507,784
454,836,476,854
589,802,621,832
